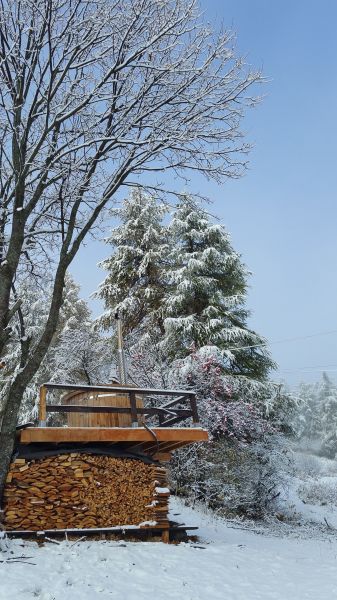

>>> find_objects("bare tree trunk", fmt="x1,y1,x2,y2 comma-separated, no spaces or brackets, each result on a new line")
0,261,68,504
0,0,262,503
0,379,26,505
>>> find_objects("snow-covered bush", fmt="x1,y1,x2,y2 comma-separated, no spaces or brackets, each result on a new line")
298,479,337,507
169,346,282,439
293,453,324,479
167,347,292,518
170,435,291,518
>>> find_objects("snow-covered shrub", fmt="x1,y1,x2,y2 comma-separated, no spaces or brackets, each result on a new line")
169,346,282,439
293,453,323,479
170,435,291,518
298,479,337,507
168,347,292,518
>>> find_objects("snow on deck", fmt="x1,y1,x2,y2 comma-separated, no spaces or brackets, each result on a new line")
1,497,337,599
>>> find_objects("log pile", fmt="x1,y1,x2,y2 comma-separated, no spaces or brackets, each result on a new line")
3,454,169,531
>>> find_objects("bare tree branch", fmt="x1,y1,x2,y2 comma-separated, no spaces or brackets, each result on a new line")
0,0,263,500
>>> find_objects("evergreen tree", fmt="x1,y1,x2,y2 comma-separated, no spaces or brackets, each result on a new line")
96,188,170,338
57,274,92,334
292,373,337,457
163,197,274,379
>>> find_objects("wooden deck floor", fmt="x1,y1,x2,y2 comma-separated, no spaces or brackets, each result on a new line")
19,427,208,456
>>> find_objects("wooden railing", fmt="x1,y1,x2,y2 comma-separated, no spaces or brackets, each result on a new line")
38,383,200,429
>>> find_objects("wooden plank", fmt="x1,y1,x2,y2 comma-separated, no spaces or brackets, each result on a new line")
161,529,170,543
129,391,138,427
6,525,198,538
155,396,188,409
47,406,191,416
43,382,196,397
160,412,193,427
152,453,172,462
39,386,47,425
19,427,208,444
152,441,191,453
47,405,132,414
189,393,200,424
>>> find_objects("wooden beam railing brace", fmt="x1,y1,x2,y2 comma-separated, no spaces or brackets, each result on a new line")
129,391,138,428
39,386,47,427
189,394,200,426
38,383,201,429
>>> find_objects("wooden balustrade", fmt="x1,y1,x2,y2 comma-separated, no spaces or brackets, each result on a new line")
38,383,200,428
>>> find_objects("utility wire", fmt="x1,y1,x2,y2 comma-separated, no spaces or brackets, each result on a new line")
280,363,337,371
225,329,337,353
278,367,337,374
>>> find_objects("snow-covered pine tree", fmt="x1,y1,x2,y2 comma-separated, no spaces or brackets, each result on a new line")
163,196,274,379
96,188,170,339
292,373,337,457
57,274,92,334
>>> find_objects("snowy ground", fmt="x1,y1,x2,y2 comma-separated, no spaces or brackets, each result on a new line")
1,494,337,600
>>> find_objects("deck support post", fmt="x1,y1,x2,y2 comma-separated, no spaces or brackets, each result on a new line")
189,393,200,427
39,386,47,427
129,391,138,428
161,529,170,543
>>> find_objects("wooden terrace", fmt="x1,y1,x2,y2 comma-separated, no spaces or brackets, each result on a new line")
18,383,208,458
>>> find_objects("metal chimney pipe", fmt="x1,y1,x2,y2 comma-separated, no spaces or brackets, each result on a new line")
115,311,127,385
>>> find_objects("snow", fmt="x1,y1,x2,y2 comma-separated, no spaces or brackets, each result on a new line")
1,497,337,600
279,448,337,531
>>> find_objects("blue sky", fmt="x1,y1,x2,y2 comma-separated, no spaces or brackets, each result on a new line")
72,0,337,385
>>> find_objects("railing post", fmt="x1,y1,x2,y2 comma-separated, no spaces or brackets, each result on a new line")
129,391,138,428
39,386,47,427
189,393,200,426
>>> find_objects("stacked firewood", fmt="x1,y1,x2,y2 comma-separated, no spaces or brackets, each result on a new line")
3,454,169,531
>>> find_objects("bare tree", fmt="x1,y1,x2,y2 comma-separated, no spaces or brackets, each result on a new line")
0,0,262,497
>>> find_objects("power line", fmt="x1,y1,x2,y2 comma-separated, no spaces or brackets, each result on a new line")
280,363,337,371
278,367,337,374
226,329,337,352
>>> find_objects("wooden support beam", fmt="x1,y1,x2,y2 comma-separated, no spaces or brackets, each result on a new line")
160,413,193,428
5,525,198,539
19,427,208,445
39,386,47,427
129,391,138,427
152,441,191,453
161,529,170,543
152,452,172,462
158,396,189,409
189,393,200,425
43,382,195,397
46,405,191,417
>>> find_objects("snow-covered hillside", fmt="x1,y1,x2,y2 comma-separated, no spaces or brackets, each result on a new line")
1,496,337,600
